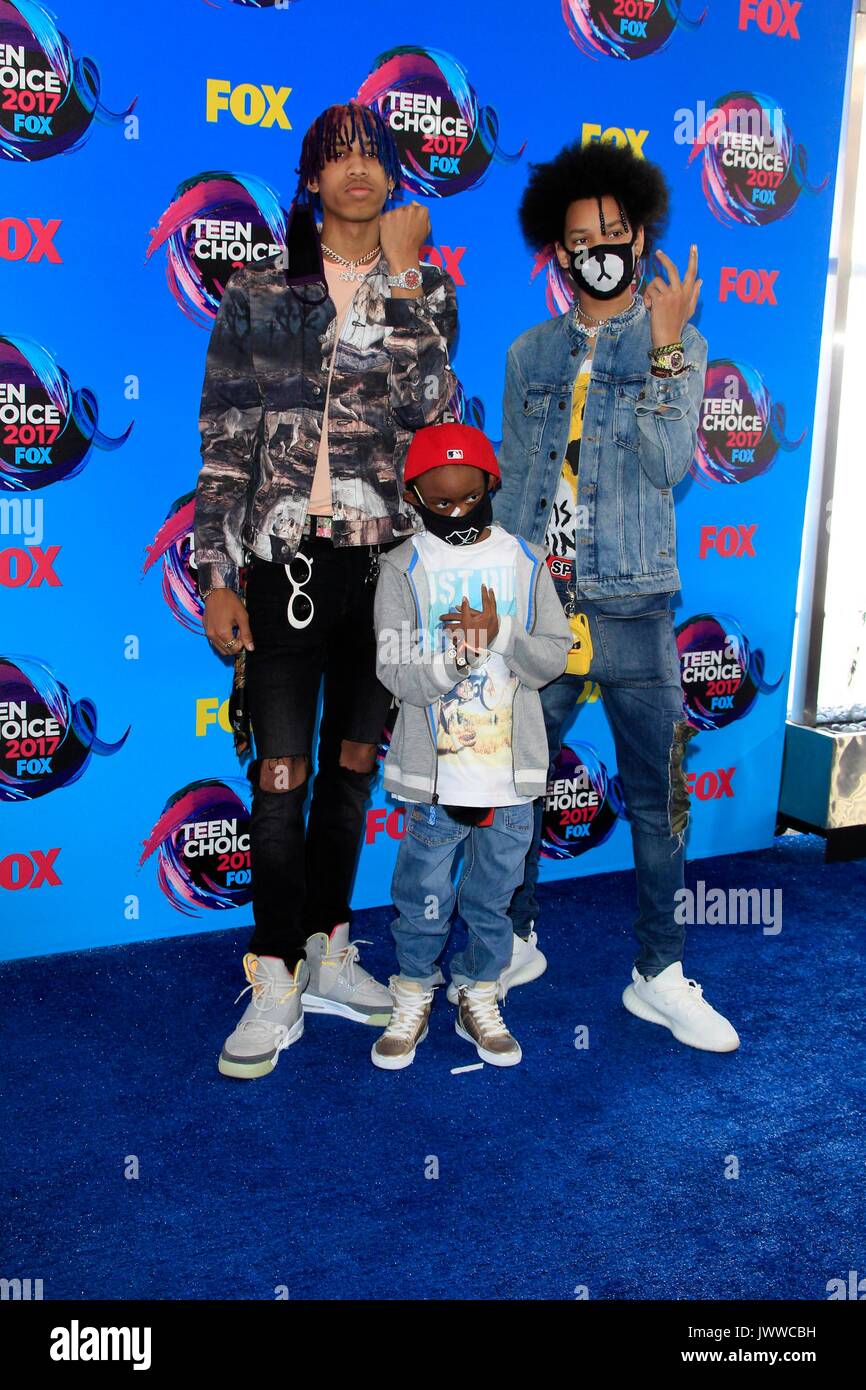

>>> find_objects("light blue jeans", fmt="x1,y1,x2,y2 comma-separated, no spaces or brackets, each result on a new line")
391,801,534,987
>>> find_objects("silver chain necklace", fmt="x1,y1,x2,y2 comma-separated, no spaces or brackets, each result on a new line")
321,242,381,282
573,293,637,337
573,301,604,337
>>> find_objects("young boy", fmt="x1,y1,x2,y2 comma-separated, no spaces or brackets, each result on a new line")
371,422,572,1069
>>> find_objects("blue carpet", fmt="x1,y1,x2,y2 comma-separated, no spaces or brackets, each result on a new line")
2,831,865,1301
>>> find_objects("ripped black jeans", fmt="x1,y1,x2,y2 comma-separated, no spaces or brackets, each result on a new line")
243,542,395,968
509,590,695,977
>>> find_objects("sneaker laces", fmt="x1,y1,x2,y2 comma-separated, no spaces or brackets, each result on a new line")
381,980,431,1042
324,939,373,990
463,985,509,1040
233,961,297,1033
654,974,710,1017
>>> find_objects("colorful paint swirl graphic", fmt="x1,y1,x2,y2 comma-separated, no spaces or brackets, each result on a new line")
0,654,130,801
0,0,135,161
693,358,804,486
677,614,783,731
140,779,253,914
358,46,524,198
146,172,288,327
688,91,828,227
0,335,132,493
562,0,705,62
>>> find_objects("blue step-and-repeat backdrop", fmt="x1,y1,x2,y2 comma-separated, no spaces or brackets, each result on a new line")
0,0,854,960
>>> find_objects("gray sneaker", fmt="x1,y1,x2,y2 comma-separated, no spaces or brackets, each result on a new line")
455,980,522,1067
302,924,393,1026
218,953,309,1079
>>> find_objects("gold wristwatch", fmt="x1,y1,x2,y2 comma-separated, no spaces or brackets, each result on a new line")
649,341,686,375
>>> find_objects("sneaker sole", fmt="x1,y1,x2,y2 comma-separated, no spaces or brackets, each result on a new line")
621,984,740,1053
302,991,392,1026
217,1017,304,1079
503,952,548,990
371,1025,429,1071
455,1020,522,1067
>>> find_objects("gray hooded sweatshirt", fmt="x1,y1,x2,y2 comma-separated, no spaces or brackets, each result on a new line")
373,528,572,804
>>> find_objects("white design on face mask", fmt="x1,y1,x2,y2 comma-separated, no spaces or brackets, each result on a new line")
444,527,480,545
582,253,625,288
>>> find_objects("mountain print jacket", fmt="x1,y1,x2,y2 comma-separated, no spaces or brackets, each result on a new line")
193,249,459,596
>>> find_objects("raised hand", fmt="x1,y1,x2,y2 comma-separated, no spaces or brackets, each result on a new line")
440,585,500,655
643,244,702,347
379,201,431,271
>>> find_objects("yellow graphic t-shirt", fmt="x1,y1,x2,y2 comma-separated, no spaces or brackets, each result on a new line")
543,354,594,676
544,354,592,558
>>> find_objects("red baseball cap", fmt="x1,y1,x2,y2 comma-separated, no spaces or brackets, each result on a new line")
404,422,501,486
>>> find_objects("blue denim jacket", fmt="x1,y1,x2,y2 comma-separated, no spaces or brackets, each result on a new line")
494,296,707,599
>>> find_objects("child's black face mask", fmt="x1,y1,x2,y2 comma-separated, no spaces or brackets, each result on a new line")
411,483,493,545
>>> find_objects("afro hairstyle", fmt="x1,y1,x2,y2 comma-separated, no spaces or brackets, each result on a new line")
518,140,670,255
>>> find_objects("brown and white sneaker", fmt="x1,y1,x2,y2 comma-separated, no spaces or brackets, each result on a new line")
371,977,434,1071
455,980,523,1067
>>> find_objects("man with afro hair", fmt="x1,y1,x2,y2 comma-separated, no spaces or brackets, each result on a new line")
491,138,739,1054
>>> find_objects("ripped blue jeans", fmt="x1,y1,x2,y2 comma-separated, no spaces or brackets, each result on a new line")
509,589,695,978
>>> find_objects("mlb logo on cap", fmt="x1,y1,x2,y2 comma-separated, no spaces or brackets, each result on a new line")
404,422,501,484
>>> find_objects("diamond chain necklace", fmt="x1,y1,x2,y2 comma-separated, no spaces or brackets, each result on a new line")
321,242,381,282
573,293,638,337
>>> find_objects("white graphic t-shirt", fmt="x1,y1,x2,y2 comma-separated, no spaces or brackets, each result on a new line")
413,525,532,808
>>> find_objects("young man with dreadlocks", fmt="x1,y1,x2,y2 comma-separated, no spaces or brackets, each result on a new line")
494,140,739,1053
194,101,458,1078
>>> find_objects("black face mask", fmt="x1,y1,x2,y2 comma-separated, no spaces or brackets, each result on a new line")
412,485,494,546
566,196,637,301
568,236,636,300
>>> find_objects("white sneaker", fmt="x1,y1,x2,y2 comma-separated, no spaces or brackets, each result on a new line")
622,961,740,1053
219,953,309,1079
371,977,434,1071
302,923,393,1026
446,927,546,1004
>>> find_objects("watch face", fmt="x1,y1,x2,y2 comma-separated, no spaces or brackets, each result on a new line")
402,268,423,290
669,350,685,371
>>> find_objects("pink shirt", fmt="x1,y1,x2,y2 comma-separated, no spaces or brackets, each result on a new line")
308,251,382,516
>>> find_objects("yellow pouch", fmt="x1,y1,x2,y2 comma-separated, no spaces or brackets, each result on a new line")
565,611,593,676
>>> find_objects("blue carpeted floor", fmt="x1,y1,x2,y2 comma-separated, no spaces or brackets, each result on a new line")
2,831,864,1301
